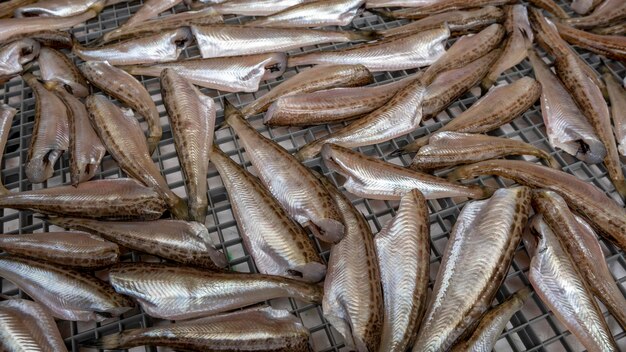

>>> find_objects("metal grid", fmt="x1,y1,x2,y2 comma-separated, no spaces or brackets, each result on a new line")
1,0,625,351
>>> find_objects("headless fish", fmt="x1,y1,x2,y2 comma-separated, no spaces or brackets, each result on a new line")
0,299,67,352
206,0,315,16
0,39,39,84
245,0,364,28
0,105,16,194
14,0,105,18
38,47,88,98
605,72,626,156
564,0,626,29
555,22,626,62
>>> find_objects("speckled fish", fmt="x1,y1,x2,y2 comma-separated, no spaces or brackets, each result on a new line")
410,132,559,170
375,0,514,19
555,22,626,61
399,76,541,153
0,231,119,268
322,143,490,200
527,0,569,19
526,215,618,352
46,217,227,269
80,61,161,154
0,256,133,321
120,53,286,93
223,101,344,243
210,147,325,282
73,28,192,66
89,307,310,352
288,26,449,72
294,76,426,161
245,0,364,28
0,105,16,193
447,159,626,253
527,49,605,164
564,0,626,29
450,288,532,352
482,5,533,91
533,189,626,329
0,299,67,352
412,186,531,352
593,23,626,35
207,0,315,16
0,39,39,84
109,262,323,320
23,73,69,184
0,0,37,18
366,0,438,8
37,47,88,98
605,72,626,156
14,0,105,18
2,30,72,49
241,64,373,117
265,74,417,126
571,0,603,14
318,174,382,352
161,69,215,222
375,189,429,352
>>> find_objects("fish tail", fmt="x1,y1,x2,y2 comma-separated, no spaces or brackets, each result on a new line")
545,154,561,169
82,334,122,349
346,30,381,42
0,185,9,196
477,185,495,199
287,54,312,68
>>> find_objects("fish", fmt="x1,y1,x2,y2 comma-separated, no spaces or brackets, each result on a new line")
245,0,364,28
294,76,426,161
85,95,188,220
192,24,379,59
375,189,429,352
241,64,373,117
161,69,214,222
2,30,72,49
0,255,133,321
288,25,449,72
532,189,626,329
593,23,626,35
605,72,626,156
88,307,310,352
571,0,604,14
0,105,16,193
526,0,570,19
564,0,626,29
447,159,626,253
108,262,323,320
120,53,286,93
264,74,417,127
410,132,559,170
526,215,618,352
481,5,533,91
321,143,491,200
0,39,39,84
412,186,531,352
117,0,185,30
527,49,605,164
80,61,161,154
0,299,67,352
449,288,532,352
73,27,192,66
46,217,227,269
22,73,69,184
555,22,626,62
207,0,315,16
398,76,541,153
0,0,37,18
210,147,325,282
374,0,514,19
0,231,119,268
366,0,439,8
14,0,105,18
318,173,382,352
37,46,88,98
223,101,345,243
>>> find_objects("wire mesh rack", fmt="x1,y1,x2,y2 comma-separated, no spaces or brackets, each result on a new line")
1,0,625,351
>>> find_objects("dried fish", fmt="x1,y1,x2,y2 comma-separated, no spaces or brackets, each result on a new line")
366,0,439,8
208,0,315,16
0,39,39,84
246,0,364,28
413,187,531,352
571,0,604,14
605,72,626,157
527,0,570,19
375,0,514,19
109,262,323,320
15,0,105,18
564,0,626,29
555,22,626,62
2,30,72,49
0,299,67,352
37,47,88,98
593,23,626,36
118,0,185,29
0,0,37,18
0,105,16,194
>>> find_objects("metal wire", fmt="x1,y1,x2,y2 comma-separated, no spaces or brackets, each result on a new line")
1,0,625,351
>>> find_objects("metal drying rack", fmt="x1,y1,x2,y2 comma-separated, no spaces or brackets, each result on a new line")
1,0,625,351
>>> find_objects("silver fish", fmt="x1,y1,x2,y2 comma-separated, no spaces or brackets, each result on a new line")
593,23,626,35
37,46,88,98
109,262,323,320
23,73,69,184
208,0,314,16
571,0,604,15
322,143,491,200
288,26,449,72
412,186,531,352
245,0,364,28
210,147,325,282
526,215,618,352
0,105,16,194
161,69,215,222
0,39,39,84
0,299,67,352
14,0,105,18
604,72,626,156
120,53,286,93
375,189,429,352
118,0,185,29
0,255,133,321
565,0,626,29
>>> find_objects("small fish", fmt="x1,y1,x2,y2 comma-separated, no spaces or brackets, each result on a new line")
210,147,325,282
245,0,364,28
109,262,323,320
322,143,491,200
571,0,604,14
0,39,39,85
555,22,626,61
526,215,618,352
46,217,227,269
0,105,16,194
223,101,345,243
120,53,286,93
37,47,88,98
88,307,311,352
375,189,429,352
73,28,192,66
207,0,315,16
0,255,133,321
14,0,105,18
0,231,119,268
450,288,532,352
2,30,72,49
526,0,570,19
241,64,372,117
605,72,626,156
410,132,559,170
564,0,626,29
0,299,67,352
447,159,626,254
288,25,449,72
375,0,514,19
412,186,531,352
23,73,69,184
0,0,37,18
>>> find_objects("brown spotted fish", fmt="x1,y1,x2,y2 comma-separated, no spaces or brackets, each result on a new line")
37,46,88,98
555,21,626,62
0,39,39,84
564,0,626,29
375,0,514,19
605,72,626,156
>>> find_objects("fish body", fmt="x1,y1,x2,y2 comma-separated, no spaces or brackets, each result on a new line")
2,30,72,49
15,0,104,18
0,105,16,193
555,22,626,61
0,0,37,18
605,72,626,156
572,0,604,14
593,23,626,35
0,39,39,84
120,0,183,29
527,0,570,19
366,0,439,8
565,0,626,28
378,0,514,19
38,47,88,98
0,299,67,352
208,0,315,16
245,0,364,28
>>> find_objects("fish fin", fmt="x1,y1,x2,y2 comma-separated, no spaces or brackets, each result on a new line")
81,334,122,349
346,30,381,42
